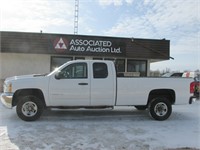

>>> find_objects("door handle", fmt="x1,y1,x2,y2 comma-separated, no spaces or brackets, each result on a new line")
78,83,88,85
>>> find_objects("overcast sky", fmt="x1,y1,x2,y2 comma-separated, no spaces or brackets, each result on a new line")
0,0,199,72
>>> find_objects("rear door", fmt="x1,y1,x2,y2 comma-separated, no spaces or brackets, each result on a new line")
90,62,116,106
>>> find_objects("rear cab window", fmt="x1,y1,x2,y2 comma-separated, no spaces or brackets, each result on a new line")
93,63,108,78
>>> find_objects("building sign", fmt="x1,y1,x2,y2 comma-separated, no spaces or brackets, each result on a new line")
69,39,123,54
53,37,69,53
53,36,126,56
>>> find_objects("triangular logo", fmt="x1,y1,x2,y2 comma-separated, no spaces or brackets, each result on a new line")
55,38,67,49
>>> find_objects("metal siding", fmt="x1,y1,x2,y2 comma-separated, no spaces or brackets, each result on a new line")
0,31,170,60
125,39,170,59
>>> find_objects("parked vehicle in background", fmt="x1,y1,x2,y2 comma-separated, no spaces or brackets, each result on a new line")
162,72,183,77
1,60,196,121
182,72,197,78
162,71,199,78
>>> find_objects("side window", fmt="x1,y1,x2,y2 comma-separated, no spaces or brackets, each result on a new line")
93,63,108,78
59,63,87,79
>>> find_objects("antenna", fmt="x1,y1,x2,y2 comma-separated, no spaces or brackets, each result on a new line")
74,0,79,34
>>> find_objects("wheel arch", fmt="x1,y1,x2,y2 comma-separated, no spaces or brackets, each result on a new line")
13,88,46,107
147,89,176,105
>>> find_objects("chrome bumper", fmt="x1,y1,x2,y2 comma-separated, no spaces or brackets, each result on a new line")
0,93,13,108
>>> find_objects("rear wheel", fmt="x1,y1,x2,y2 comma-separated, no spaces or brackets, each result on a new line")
16,95,44,121
148,97,172,121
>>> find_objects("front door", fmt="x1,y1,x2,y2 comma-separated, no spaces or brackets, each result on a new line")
48,62,90,106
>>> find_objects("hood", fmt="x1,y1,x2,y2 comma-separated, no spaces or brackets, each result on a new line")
5,74,47,82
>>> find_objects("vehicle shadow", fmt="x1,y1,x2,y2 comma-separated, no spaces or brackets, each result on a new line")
41,107,150,122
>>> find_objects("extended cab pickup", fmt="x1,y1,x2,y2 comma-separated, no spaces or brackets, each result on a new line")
1,60,195,121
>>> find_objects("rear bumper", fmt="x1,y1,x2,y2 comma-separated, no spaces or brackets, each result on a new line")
189,96,197,104
0,93,13,108
194,93,199,100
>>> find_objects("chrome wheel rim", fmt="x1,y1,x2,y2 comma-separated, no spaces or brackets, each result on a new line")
154,102,168,117
22,101,38,117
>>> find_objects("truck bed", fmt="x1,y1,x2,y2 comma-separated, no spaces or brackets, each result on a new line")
116,77,193,106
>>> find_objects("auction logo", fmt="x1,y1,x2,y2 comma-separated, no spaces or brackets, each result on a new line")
53,37,68,53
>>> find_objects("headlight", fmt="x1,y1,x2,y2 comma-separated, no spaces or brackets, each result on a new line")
8,83,12,93
4,83,12,93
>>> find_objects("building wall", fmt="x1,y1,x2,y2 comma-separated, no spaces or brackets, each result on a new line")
1,31,170,60
0,53,50,91
0,53,151,92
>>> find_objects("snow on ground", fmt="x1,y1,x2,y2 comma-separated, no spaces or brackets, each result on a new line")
0,99,200,150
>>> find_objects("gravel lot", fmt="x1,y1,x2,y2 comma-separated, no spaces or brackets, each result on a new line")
0,99,200,150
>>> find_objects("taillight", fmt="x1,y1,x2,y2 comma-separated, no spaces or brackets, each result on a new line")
190,82,195,93
190,81,200,93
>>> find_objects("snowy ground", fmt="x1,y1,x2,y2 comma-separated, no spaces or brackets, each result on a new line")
0,99,200,150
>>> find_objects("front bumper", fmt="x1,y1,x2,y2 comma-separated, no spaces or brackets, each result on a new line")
0,93,13,108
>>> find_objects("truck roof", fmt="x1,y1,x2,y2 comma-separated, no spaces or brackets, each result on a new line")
67,60,115,63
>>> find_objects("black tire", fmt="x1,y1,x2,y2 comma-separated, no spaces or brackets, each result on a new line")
16,95,44,121
148,97,172,121
135,106,147,110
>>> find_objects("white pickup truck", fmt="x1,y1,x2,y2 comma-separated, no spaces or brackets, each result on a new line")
1,60,195,121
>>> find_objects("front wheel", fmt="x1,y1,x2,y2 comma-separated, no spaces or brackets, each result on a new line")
16,95,44,121
148,97,172,121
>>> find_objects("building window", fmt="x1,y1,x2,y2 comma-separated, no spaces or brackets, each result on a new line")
93,63,108,78
51,56,72,71
75,57,85,60
104,58,115,61
116,59,125,72
93,58,103,60
127,60,147,76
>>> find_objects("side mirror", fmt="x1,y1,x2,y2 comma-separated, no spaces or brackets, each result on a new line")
55,72,61,80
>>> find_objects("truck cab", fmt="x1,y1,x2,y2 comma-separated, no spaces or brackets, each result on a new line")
48,60,116,106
